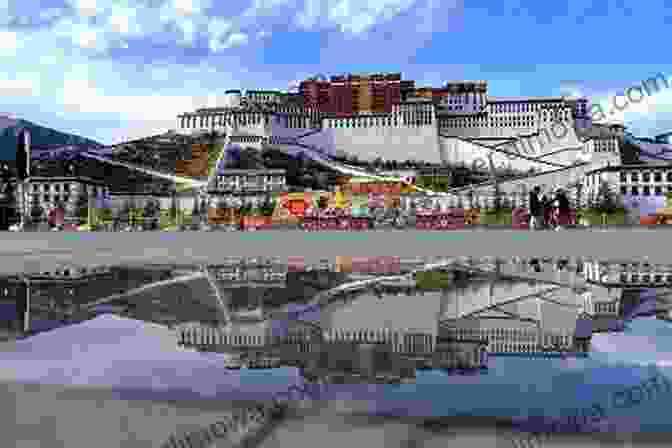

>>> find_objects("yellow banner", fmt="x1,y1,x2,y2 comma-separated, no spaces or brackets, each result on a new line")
286,192,307,201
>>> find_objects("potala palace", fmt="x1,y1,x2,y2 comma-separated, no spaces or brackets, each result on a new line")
176,78,624,175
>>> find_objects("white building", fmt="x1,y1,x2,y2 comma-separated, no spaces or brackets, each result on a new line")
582,162,672,205
211,169,287,194
176,82,620,175
15,176,109,220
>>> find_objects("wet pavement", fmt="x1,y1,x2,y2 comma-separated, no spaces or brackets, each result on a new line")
1,257,672,447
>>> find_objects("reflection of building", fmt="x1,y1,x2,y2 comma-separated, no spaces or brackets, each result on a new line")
440,325,576,354
334,256,401,274
583,260,672,287
0,272,112,341
433,336,489,369
179,324,487,372
210,257,287,286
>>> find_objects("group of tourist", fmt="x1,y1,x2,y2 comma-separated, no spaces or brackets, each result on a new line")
528,185,572,231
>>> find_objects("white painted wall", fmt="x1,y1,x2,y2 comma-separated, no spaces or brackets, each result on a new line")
330,125,443,164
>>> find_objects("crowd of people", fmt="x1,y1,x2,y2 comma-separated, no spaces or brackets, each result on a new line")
528,185,572,231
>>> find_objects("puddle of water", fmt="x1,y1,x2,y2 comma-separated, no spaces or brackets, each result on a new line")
0,256,670,447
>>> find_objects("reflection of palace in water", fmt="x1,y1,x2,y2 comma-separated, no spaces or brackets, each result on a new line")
0,265,192,339
208,257,288,286
177,321,488,380
0,266,118,340
2,257,670,362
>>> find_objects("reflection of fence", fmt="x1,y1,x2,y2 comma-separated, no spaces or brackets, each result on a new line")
178,325,438,354
441,327,575,353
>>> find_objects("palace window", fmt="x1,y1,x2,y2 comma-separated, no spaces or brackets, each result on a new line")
643,185,651,196
631,173,639,182
643,172,651,182
631,186,639,195
655,186,663,195
655,172,663,182
667,172,672,182
620,172,627,183
620,186,627,195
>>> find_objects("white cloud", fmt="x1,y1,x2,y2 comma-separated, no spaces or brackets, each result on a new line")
207,16,232,52
225,32,248,47
210,30,248,52
50,17,113,53
69,0,101,17
297,0,418,34
590,75,672,127
0,31,19,55
105,119,181,144
171,0,211,16
107,9,132,34
54,61,219,125
0,78,34,96
39,8,63,22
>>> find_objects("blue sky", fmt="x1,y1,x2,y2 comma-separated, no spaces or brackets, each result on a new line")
1,0,672,145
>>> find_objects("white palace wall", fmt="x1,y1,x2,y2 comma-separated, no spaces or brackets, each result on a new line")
439,121,592,173
329,125,444,164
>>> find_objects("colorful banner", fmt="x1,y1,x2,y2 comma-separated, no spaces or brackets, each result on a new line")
351,193,369,216
277,192,311,217
368,193,385,208
384,193,400,209
339,256,401,274
333,190,350,209
345,181,405,195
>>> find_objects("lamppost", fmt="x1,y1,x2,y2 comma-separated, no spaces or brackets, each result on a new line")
88,189,95,230
600,171,609,227
17,129,31,231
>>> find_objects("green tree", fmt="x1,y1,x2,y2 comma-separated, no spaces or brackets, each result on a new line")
239,202,251,216
99,206,113,223
260,195,275,216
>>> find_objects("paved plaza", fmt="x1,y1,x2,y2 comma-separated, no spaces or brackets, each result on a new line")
0,229,669,274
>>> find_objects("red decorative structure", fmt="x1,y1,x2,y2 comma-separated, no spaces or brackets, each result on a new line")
302,207,357,231
415,209,466,230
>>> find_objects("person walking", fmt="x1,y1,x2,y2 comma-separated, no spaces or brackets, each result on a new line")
555,188,571,230
540,188,551,230
549,189,561,230
529,186,543,230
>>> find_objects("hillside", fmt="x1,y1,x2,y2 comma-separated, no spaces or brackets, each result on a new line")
0,118,102,161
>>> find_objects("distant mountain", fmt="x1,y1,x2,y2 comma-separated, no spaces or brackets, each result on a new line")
0,118,102,161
